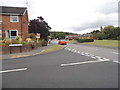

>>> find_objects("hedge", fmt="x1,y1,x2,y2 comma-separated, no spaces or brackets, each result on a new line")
76,39,94,43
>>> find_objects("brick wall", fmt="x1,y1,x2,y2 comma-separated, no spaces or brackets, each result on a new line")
1,42,43,54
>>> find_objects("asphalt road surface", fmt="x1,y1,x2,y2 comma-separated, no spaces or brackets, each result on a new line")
2,44,118,88
64,44,119,63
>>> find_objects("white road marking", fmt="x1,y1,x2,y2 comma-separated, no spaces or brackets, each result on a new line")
65,48,112,63
112,52,119,55
68,48,71,50
61,60,108,66
80,52,85,55
74,50,77,53
77,51,80,54
71,49,75,52
113,61,120,64
91,56,97,59
95,56,102,59
85,53,89,55
85,54,90,57
102,58,110,61
98,59,105,61
0,68,27,73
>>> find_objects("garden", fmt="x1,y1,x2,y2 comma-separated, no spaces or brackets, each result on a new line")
0,33,48,54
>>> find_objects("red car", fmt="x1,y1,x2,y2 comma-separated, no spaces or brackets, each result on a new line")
58,40,67,45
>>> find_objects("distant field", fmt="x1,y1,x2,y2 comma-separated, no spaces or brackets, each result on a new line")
81,40,120,47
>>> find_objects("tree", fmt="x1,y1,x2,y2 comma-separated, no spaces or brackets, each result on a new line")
100,26,103,31
29,16,51,41
90,25,120,40
93,32,106,40
89,30,100,34
50,31,77,39
101,26,119,39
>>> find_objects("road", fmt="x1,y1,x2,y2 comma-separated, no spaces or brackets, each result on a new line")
64,44,119,63
2,43,119,88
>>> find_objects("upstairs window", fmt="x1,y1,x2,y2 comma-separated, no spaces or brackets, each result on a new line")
10,16,19,22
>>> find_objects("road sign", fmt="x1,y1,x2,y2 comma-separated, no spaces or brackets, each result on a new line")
36,33,40,38
9,44,23,46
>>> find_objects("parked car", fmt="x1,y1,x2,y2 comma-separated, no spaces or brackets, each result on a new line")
58,39,67,45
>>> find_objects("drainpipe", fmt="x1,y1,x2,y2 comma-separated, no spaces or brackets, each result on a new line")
20,15,22,39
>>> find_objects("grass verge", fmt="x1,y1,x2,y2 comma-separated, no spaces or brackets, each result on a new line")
81,40,120,48
40,45,64,54
66,40,78,44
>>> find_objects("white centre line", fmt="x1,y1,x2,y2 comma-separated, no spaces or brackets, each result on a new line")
61,60,108,66
0,68,27,74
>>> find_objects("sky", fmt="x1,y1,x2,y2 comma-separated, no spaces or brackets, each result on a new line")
1,0,119,34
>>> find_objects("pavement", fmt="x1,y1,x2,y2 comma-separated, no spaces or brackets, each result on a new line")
2,44,54,60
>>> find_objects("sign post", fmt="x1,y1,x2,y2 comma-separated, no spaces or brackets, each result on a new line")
36,33,40,43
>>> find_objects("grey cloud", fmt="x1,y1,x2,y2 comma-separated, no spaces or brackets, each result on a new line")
69,18,117,32
96,0,118,14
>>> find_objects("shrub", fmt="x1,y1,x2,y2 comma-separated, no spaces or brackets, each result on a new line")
84,39,94,42
77,39,85,43
41,39,47,46
29,33,36,39
15,36,22,43
4,39,12,45
26,38,32,43
77,39,94,43
117,36,120,40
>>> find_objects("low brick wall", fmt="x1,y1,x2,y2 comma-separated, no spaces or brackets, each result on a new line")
0,42,43,54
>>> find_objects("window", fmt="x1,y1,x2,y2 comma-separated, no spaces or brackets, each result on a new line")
10,30,18,39
6,30,18,39
10,16,19,22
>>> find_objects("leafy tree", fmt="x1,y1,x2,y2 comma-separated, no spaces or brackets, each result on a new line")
90,25,120,40
50,31,77,39
101,26,120,39
89,30,100,34
93,32,106,40
29,16,51,41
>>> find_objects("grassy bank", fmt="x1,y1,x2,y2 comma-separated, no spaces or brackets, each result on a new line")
81,40,120,47
40,45,64,54
66,40,78,44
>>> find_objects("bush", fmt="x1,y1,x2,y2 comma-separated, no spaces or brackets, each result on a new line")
77,39,85,43
41,39,47,46
26,38,32,43
29,33,36,39
77,39,94,43
117,36,120,40
2,36,29,45
84,39,94,42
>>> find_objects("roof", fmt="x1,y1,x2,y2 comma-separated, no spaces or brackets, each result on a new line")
0,6,27,15
82,34,93,37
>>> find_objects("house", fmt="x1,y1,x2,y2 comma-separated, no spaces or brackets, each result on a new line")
65,34,81,40
0,6,29,40
81,34,93,39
